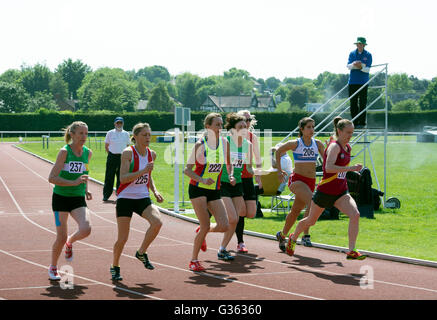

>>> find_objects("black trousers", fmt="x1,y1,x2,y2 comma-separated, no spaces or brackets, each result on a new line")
348,84,368,126
103,152,121,199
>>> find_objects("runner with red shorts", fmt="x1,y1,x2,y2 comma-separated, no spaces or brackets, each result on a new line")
275,117,325,251
285,117,367,260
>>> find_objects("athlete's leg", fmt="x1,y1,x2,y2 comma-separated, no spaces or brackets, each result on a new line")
138,204,163,254
282,181,312,236
334,194,360,251
113,216,131,267
68,206,92,244
51,211,69,266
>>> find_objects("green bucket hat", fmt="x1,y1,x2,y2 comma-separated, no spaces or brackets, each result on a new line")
354,37,367,45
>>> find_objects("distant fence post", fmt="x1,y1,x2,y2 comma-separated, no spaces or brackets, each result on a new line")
42,135,49,149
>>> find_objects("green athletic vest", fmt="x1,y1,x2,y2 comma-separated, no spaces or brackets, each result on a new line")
53,145,90,197
221,136,249,184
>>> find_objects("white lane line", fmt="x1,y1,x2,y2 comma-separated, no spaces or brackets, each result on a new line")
0,158,324,300
0,283,99,291
0,248,162,300
6,148,437,296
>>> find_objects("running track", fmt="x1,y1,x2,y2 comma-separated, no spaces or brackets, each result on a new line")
0,142,436,301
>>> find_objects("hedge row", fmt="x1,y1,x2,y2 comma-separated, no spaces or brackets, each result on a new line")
1,110,436,132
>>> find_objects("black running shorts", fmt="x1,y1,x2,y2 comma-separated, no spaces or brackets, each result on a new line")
220,182,243,198
116,197,152,218
188,184,221,203
312,190,348,209
52,192,87,212
242,178,257,201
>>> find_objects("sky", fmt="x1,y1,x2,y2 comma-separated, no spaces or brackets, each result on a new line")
1,0,436,81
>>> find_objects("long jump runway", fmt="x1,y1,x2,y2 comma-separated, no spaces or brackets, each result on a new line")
0,142,436,301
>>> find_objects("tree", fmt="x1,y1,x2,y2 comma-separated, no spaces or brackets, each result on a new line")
287,83,322,109
223,67,251,80
136,66,170,83
77,68,139,112
147,81,173,111
27,91,58,112
56,59,91,99
175,73,201,109
0,81,30,113
419,79,437,110
50,73,69,101
391,99,420,112
20,63,52,96
265,77,281,92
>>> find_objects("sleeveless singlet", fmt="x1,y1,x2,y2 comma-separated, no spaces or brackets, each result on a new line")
241,131,254,178
317,141,351,195
221,136,249,184
292,137,319,163
117,146,153,199
53,145,89,197
189,136,226,190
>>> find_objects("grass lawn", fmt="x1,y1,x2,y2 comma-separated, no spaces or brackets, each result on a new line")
15,133,437,262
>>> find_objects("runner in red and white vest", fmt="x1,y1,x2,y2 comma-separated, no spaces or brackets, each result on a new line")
111,123,164,281
286,117,367,260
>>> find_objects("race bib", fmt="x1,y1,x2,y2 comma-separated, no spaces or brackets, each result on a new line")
135,174,149,185
337,172,347,179
66,161,86,173
207,163,222,173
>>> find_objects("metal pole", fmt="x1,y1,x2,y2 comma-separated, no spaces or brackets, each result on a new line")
174,128,180,213
384,64,388,205
181,112,185,208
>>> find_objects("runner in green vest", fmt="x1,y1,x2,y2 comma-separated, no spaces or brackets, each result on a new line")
48,121,93,280
218,113,253,261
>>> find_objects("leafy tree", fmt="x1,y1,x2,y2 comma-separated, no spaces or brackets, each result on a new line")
27,91,58,112
56,59,91,99
136,66,170,83
20,63,52,96
287,83,322,109
265,77,281,91
147,81,173,111
50,73,69,101
391,99,420,112
175,73,201,109
419,78,437,110
0,69,22,84
77,68,139,112
388,73,413,93
223,67,251,80
0,81,30,113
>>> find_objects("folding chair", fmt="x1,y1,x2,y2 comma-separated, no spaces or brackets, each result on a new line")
259,168,294,213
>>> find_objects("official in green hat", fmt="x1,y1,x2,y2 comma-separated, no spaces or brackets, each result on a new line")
347,36,372,129
354,37,367,45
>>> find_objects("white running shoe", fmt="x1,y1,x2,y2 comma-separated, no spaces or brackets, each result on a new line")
48,265,61,281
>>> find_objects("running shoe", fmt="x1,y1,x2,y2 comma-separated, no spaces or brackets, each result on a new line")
217,249,235,261
286,234,297,256
346,250,367,260
195,226,207,252
135,251,155,270
65,242,73,262
110,265,123,281
276,231,286,252
48,265,61,281
189,260,206,272
237,242,248,253
301,234,313,247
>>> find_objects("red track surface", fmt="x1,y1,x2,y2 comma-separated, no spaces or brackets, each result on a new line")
1,142,436,301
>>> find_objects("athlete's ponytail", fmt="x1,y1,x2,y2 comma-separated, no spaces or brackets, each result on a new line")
333,116,353,139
